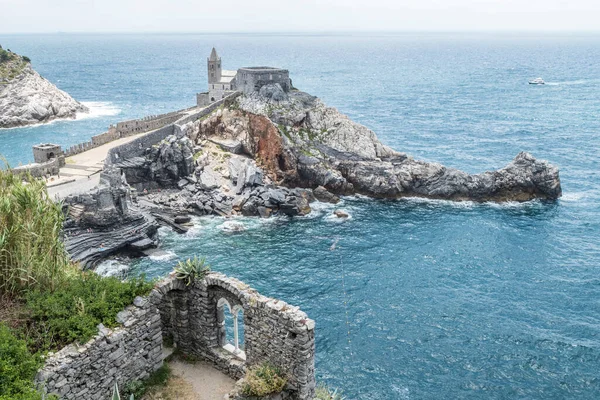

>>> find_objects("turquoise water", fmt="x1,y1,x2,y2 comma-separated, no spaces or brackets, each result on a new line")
2,33,600,399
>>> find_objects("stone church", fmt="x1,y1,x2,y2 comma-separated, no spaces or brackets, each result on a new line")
197,47,292,106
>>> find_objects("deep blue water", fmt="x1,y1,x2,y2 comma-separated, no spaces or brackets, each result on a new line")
2,33,600,399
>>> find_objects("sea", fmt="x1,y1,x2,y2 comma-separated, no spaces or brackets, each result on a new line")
1,33,599,399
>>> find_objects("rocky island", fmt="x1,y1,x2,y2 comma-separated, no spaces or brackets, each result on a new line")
0,45,88,128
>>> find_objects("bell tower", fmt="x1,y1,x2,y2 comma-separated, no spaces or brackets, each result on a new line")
207,47,222,85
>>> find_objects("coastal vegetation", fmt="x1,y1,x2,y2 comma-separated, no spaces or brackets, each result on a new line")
241,363,288,397
314,383,345,400
0,169,154,397
0,45,29,83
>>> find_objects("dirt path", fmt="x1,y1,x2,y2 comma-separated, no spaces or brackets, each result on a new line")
169,359,236,400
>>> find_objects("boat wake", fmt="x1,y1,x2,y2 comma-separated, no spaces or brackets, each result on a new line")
545,79,600,86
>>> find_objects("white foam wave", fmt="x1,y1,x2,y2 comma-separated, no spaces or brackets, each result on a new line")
0,101,121,131
95,259,129,277
220,220,247,233
561,192,587,202
77,101,121,120
149,250,177,261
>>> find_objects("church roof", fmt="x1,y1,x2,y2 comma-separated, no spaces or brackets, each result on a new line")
209,47,219,61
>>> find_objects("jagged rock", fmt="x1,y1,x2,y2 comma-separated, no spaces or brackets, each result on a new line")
198,169,220,190
210,138,243,154
0,57,88,128
63,167,158,269
230,90,561,202
118,134,194,189
258,83,289,102
174,215,191,224
313,186,340,203
334,209,349,218
129,238,155,251
229,157,263,194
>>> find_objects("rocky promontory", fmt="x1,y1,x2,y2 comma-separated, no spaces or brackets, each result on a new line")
0,46,88,128
189,85,561,202
63,85,561,267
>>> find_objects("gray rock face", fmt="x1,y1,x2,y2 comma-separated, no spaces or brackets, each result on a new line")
234,90,561,202
62,167,158,269
117,134,195,189
0,64,88,128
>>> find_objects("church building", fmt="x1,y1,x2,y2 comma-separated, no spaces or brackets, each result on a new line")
196,47,292,106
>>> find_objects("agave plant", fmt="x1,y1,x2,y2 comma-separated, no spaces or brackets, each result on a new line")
173,256,210,286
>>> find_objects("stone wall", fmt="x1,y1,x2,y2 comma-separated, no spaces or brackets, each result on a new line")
11,156,61,178
37,272,316,400
106,92,241,165
115,110,184,137
105,124,175,165
36,296,163,400
237,67,291,94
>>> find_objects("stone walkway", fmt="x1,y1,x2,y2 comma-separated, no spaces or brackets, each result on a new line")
46,105,205,200
169,359,236,400
45,130,152,199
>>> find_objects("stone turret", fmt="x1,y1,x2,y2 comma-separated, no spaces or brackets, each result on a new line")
207,47,222,84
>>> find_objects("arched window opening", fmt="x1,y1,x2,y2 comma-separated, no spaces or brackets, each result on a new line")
217,298,246,360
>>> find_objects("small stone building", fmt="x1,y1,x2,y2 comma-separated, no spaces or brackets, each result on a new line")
32,143,62,163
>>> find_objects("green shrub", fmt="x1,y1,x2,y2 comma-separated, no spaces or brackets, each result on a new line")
122,364,170,399
0,169,76,297
0,324,44,400
173,256,210,286
241,363,287,397
22,56,31,63
314,382,345,400
24,273,154,351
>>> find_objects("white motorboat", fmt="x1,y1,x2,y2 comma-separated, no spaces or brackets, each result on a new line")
529,77,545,85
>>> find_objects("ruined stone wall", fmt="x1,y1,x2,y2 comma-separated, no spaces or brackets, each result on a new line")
36,297,163,400
37,271,315,400
154,273,316,400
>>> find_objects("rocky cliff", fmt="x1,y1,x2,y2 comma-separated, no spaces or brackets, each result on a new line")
192,85,561,202
0,47,88,128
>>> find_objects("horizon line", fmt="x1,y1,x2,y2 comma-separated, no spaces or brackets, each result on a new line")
2,29,600,35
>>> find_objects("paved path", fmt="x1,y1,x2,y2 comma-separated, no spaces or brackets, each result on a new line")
169,359,236,400
45,131,150,199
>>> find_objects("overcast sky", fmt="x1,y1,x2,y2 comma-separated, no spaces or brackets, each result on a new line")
1,0,599,33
